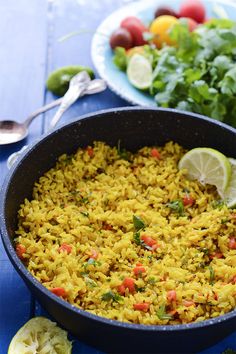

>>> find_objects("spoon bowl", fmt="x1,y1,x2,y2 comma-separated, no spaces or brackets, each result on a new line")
0,120,28,145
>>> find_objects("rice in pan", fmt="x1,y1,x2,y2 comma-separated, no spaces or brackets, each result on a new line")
15,141,236,325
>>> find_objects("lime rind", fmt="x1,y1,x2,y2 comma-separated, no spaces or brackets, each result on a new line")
8,317,72,354
178,147,232,193
220,158,236,208
127,53,153,90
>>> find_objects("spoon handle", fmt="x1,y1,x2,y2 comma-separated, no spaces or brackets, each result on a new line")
49,85,86,130
23,97,63,128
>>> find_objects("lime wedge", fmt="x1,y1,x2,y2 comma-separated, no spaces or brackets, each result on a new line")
8,317,72,354
127,53,152,90
178,148,231,193
220,158,236,208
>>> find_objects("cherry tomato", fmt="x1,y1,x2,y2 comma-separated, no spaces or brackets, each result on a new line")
179,0,205,23
154,6,178,19
121,16,148,46
109,27,133,50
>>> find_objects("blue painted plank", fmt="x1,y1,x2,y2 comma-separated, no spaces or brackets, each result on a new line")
0,0,49,353
43,0,129,131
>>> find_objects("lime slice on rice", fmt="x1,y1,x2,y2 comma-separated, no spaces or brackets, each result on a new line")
220,158,236,208
8,317,72,354
127,53,152,90
178,148,231,193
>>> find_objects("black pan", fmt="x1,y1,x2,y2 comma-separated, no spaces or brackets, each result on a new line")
1,107,236,354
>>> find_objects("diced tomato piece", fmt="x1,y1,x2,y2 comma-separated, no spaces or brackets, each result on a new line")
229,237,236,250
133,264,146,277
182,195,195,206
118,277,136,295
183,300,195,307
210,252,223,259
167,290,177,302
86,147,94,157
103,223,113,230
51,287,66,297
168,309,178,317
151,148,161,159
90,249,99,259
141,235,158,250
133,302,150,312
16,244,26,260
117,284,126,295
230,275,236,284
58,244,72,254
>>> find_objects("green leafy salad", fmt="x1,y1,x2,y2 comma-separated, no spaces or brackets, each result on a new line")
113,19,236,127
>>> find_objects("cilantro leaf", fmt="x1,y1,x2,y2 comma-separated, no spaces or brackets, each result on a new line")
133,215,146,231
113,47,127,71
101,291,122,303
156,305,173,320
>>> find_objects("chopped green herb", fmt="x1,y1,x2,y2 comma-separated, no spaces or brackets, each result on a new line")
221,218,229,224
209,265,215,285
80,211,89,217
83,258,101,270
147,255,153,262
84,277,97,288
199,247,209,255
148,277,157,285
156,305,173,320
133,215,146,231
117,140,130,160
135,285,146,292
101,291,122,303
167,200,185,216
212,200,226,209
134,231,141,245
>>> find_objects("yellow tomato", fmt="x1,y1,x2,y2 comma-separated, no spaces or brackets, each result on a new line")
149,15,178,48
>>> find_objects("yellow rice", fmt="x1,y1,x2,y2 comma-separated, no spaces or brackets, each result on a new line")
15,141,236,325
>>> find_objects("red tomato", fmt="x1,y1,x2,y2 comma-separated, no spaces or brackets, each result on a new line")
231,275,236,284
58,244,72,254
182,195,195,206
117,284,126,295
109,27,133,50
121,16,148,46
118,277,135,295
90,249,99,259
179,0,205,23
51,287,66,297
133,302,150,312
209,252,223,259
229,237,236,250
133,264,146,277
87,147,94,157
167,290,177,302
141,235,158,250
16,244,26,260
151,148,161,159
183,300,195,307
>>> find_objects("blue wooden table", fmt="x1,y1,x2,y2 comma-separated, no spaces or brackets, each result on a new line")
0,1,235,353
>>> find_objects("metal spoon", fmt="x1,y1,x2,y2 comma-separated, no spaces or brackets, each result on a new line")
0,73,106,145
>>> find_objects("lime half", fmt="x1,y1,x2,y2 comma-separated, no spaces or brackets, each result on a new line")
178,148,231,193
127,53,152,90
220,158,236,208
8,317,72,354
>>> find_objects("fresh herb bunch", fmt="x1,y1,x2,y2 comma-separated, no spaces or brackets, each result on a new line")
113,19,236,127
